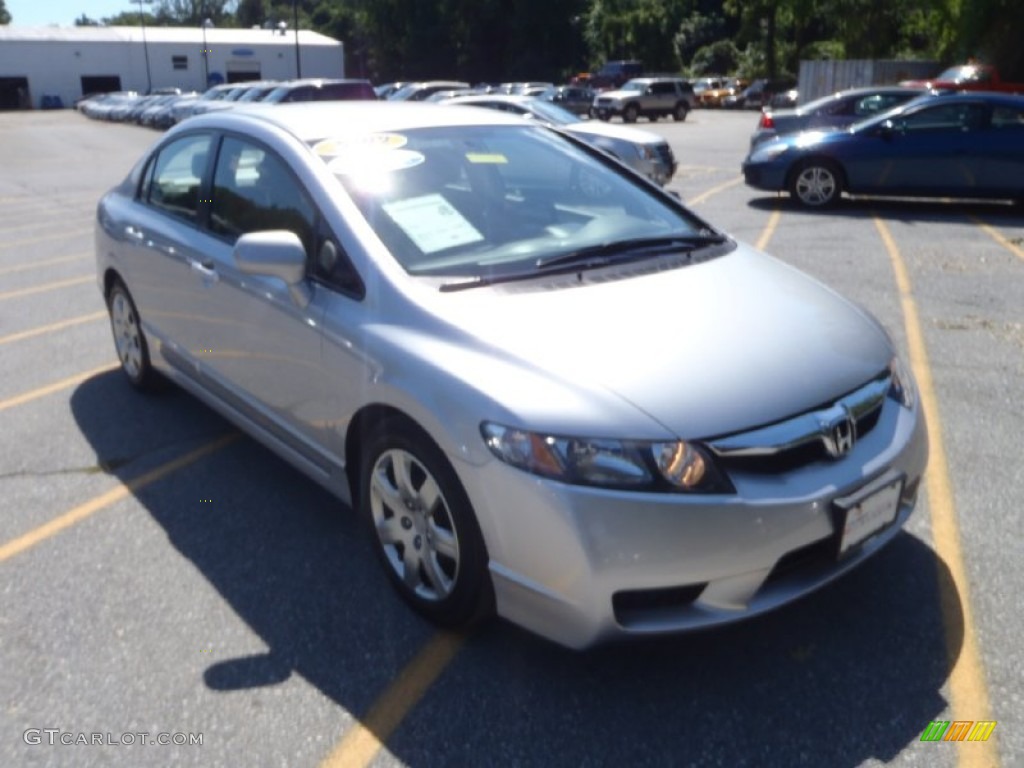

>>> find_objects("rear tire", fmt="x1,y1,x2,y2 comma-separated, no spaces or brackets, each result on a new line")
107,280,159,391
623,104,639,123
673,103,689,122
789,159,843,207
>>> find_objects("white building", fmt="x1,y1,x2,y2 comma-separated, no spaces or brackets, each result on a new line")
0,25,346,109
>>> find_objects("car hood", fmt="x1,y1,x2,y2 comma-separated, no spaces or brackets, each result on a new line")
564,120,665,145
595,88,641,101
422,244,892,438
768,127,854,152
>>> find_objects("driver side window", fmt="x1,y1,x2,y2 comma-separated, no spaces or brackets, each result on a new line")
209,136,317,254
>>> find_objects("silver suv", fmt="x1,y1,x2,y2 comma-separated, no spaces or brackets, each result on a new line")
593,77,695,123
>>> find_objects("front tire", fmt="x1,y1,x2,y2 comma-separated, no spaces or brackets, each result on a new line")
789,159,843,207
360,419,493,628
107,280,158,390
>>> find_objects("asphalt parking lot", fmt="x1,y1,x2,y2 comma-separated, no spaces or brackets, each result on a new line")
1,108,1021,768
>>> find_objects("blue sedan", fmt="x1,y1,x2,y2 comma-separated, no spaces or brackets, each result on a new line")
742,92,1024,207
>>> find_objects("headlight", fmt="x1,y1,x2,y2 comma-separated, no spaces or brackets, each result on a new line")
634,143,658,160
888,356,916,409
749,141,790,162
481,423,733,493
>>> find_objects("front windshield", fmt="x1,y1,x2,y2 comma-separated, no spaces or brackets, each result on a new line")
849,94,936,132
522,99,582,126
389,84,421,100
313,125,715,279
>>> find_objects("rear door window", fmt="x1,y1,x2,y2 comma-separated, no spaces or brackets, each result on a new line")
144,133,213,224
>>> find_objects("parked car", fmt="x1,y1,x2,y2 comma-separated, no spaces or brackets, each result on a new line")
750,86,931,149
139,93,195,128
96,101,927,649
186,83,263,119
742,92,1024,206
590,59,644,90
439,94,676,185
388,81,470,101
696,78,748,108
79,91,140,120
691,76,725,105
543,85,598,116
169,83,238,124
725,78,797,110
261,79,377,103
592,77,695,123
424,89,478,102
768,88,799,110
374,81,409,99
234,81,281,103
901,63,1024,94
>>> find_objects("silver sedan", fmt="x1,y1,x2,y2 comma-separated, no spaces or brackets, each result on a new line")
437,94,677,186
95,102,927,649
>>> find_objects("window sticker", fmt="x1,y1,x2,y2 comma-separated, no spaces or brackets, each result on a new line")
382,194,484,254
313,133,407,158
465,152,508,164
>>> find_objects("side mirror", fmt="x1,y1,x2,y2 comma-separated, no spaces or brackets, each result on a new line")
233,230,311,307
877,119,896,139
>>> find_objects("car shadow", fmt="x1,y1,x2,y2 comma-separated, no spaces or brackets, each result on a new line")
420,532,960,767
747,193,1024,223
72,371,961,766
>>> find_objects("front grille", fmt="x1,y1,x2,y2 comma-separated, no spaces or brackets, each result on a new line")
653,142,675,170
708,373,890,474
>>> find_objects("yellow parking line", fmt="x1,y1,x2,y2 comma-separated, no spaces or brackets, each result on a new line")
685,175,743,207
0,311,107,347
874,218,999,768
320,632,465,768
0,215,91,236
0,275,93,301
0,434,238,564
0,228,92,250
0,254,90,276
0,363,117,412
971,216,1024,263
756,208,782,251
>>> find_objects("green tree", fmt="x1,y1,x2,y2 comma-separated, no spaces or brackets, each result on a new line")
690,39,740,74
585,0,689,72
236,0,268,28
74,14,102,26
0,0,11,25
103,10,159,25
152,0,237,26
957,0,1024,79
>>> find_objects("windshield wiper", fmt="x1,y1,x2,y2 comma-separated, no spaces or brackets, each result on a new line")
534,233,727,270
439,233,729,293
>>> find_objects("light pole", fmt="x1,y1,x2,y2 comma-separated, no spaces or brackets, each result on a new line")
135,0,153,93
201,18,214,89
293,0,302,78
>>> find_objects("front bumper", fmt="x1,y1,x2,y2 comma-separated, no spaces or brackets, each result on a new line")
742,158,789,192
458,396,927,649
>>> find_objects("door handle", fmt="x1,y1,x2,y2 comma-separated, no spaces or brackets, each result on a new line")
188,258,219,283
